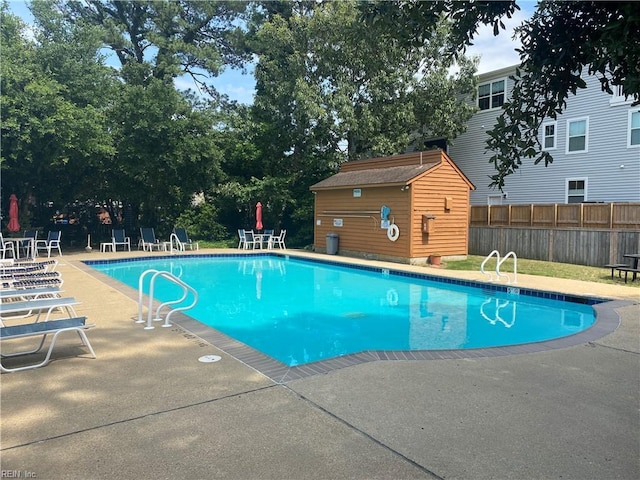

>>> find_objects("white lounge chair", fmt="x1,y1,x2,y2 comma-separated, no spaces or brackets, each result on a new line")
0,317,96,373
112,229,131,252
139,228,163,251
173,228,199,250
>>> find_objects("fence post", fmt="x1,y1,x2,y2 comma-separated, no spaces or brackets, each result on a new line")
610,203,614,229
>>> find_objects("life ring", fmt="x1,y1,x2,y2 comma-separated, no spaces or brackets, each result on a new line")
387,224,400,242
386,289,399,306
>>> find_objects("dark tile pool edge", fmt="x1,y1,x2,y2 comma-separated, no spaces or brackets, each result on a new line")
77,256,636,385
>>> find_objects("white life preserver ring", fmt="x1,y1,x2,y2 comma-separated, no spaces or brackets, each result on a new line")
387,224,400,242
386,289,398,306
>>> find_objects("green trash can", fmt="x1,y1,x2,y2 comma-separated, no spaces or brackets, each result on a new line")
326,233,339,255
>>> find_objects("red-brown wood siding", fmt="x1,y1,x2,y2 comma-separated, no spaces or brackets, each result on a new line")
313,151,472,261
409,159,470,258
314,186,412,258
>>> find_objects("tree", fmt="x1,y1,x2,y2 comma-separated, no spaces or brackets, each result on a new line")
363,0,640,189
57,0,251,91
247,0,478,244
0,2,115,226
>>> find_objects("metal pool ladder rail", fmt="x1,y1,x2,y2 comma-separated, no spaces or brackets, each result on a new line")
137,269,198,330
481,250,518,284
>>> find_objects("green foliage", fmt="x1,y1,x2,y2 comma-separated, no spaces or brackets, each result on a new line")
486,1,640,189
175,202,228,241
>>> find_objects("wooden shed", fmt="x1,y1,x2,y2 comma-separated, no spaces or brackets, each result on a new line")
309,150,475,264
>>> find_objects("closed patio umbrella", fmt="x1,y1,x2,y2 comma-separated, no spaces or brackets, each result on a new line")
255,202,263,231
7,194,20,232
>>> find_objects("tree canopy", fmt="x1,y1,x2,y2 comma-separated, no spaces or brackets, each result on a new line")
364,0,640,189
3,0,637,245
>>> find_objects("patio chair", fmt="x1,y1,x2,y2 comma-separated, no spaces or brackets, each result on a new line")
0,233,16,259
262,229,274,249
20,230,38,258
35,231,62,258
111,229,131,252
243,230,261,249
237,229,247,249
268,230,287,249
139,227,163,251
173,228,199,250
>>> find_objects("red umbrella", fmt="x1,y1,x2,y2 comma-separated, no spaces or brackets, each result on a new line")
7,194,20,232
255,202,263,231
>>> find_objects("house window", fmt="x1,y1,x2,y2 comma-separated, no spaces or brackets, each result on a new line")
610,84,632,105
566,118,588,153
487,194,503,206
478,79,506,110
629,110,640,147
542,121,557,150
566,179,587,204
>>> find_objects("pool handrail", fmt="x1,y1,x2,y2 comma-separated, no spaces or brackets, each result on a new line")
137,269,198,329
480,250,518,284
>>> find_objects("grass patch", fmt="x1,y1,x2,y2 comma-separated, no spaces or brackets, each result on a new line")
444,255,639,287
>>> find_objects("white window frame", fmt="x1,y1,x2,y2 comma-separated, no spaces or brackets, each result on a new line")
566,178,587,204
628,109,640,148
610,84,633,106
566,117,589,154
477,78,507,111
541,121,557,151
487,194,503,206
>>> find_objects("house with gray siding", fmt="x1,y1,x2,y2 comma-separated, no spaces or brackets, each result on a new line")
445,65,640,206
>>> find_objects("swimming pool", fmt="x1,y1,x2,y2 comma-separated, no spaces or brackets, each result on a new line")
86,254,600,367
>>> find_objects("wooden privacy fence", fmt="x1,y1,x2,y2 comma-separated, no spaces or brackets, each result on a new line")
470,203,640,230
469,227,640,267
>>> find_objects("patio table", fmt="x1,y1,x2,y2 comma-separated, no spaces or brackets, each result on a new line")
4,237,36,260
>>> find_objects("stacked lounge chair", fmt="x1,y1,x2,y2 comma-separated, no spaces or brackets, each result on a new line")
0,258,96,373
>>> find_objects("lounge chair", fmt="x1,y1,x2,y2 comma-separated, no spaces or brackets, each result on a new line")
173,228,199,250
112,229,131,252
0,317,96,373
0,296,79,324
35,231,62,258
139,228,163,252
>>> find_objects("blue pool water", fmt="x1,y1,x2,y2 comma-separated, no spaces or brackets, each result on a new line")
87,255,597,366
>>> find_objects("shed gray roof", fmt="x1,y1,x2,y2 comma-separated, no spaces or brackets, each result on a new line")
310,162,438,190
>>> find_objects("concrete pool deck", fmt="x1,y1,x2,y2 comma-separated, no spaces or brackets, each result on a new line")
1,249,639,479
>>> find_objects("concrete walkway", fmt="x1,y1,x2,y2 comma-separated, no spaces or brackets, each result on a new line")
1,249,638,480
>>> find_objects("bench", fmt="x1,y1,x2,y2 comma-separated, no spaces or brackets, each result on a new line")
1,317,96,373
604,263,628,279
614,266,640,284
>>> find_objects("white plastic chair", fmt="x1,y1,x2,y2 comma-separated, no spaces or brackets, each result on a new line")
35,231,62,258
243,230,261,249
0,233,16,259
269,230,287,249
112,229,131,251
237,229,246,249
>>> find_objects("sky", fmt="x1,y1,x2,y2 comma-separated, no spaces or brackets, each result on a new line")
7,0,537,105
